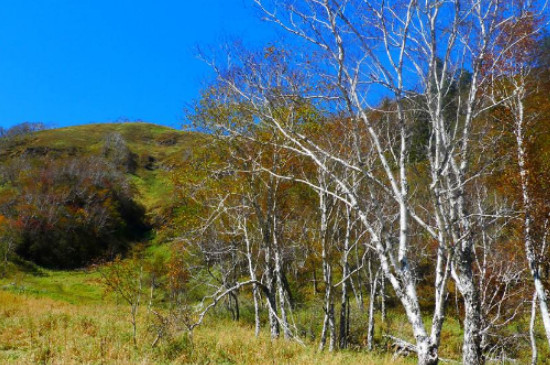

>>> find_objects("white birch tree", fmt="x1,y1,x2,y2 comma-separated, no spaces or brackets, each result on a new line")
189,0,545,362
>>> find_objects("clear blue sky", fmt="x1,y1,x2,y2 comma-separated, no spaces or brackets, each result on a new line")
0,0,276,129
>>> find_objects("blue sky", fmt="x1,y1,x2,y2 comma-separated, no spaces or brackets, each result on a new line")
0,0,276,129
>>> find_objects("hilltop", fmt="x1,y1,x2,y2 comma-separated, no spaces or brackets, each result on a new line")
1,122,206,208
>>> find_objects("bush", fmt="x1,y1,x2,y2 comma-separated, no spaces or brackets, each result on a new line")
0,156,147,268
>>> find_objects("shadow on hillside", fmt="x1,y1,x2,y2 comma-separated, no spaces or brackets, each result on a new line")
9,255,46,276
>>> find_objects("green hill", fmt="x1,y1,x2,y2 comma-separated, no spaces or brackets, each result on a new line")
0,122,209,268
1,122,205,208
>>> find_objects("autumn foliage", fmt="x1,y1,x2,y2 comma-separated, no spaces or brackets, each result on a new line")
0,154,147,268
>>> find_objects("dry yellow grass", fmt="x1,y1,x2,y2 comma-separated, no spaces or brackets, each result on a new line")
0,291,147,364
0,291,411,364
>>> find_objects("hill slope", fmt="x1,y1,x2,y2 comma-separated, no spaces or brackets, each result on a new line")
0,122,209,268
1,122,205,210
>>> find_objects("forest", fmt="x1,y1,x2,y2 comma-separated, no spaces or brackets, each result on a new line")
1,0,550,364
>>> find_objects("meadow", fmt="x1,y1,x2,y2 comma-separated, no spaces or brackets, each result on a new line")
0,269,411,364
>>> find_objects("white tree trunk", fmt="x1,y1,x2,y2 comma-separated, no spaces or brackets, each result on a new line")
243,221,261,337
339,206,352,349
264,246,279,339
274,225,291,340
514,102,550,346
453,256,483,365
317,183,336,351
367,264,379,351
530,291,538,365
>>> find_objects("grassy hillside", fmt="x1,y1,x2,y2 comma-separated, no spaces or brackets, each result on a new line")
2,122,195,157
0,122,207,214
0,122,215,268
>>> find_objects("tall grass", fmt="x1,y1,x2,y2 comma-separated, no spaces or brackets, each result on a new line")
0,290,412,364
1,268,544,364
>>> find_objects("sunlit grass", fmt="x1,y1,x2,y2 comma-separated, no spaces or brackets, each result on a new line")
0,270,104,304
0,289,412,364
0,266,544,364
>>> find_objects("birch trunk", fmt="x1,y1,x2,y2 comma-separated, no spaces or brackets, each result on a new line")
514,99,550,345
274,223,291,339
264,245,279,339
353,244,364,310
366,264,378,351
530,292,538,365
318,180,335,351
454,253,484,365
379,274,386,322
242,221,261,336
252,283,261,337
338,206,352,349
319,247,335,351
338,273,349,349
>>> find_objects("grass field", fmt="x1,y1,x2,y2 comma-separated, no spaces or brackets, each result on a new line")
0,267,543,364
0,269,413,364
